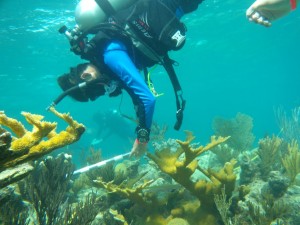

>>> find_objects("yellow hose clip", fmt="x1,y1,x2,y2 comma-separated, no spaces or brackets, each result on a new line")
147,66,164,97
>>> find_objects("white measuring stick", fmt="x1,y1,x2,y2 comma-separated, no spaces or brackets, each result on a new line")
73,152,131,175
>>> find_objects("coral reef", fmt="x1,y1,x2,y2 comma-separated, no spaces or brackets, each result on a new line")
80,132,235,224
91,131,235,224
212,112,255,152
275,106,300,143
282,140,300,184
0,162,34,188
146,131,237,225
57,192,99,225
0,153,99,225
0,127,12,154
247,194,290,225
214,186,235,225
261,171,290,198
2,114,300,225
238,151,259,185
211,143,239,165
0,185,32,225
94,179,155,208
18,153,75,225
0,107,85,171
256,136,284,180
166,218,189,225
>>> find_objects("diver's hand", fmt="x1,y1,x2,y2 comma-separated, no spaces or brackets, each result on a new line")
130,139,148,158
246,0,293,27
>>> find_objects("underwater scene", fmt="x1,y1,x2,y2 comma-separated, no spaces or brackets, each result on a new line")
1,0,300,224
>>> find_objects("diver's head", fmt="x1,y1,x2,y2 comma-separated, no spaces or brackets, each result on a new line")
57,63,107,102
75,0,104,32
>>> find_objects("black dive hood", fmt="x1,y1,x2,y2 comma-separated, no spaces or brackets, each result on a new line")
46,79,101,111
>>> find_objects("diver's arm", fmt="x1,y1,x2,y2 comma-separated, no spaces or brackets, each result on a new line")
246,0,298,27
103,40,156,155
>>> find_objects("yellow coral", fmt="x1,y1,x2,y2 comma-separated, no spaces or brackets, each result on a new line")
10,112,57,151
167,218,189,225
0,111,26,138
94,131,236,225
109,209,129,225
94,179,155,207
147,131,236,225
0,107,85,169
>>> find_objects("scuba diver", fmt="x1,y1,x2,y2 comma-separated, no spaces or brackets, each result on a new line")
50,0,203,157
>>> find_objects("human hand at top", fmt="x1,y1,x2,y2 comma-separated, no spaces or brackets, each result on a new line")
246,0,296,27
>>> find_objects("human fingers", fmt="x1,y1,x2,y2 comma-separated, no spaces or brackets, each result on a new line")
246,7,256,19
246,8,271,27
257,15,272,26
252,12,272,26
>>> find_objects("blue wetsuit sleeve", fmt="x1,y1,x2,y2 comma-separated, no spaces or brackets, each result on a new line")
103,40,156,132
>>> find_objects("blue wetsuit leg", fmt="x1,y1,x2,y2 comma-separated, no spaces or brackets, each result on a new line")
103,40,156,130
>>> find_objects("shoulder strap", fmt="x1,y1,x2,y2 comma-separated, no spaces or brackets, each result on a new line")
162,54,186,130
94,0,116,17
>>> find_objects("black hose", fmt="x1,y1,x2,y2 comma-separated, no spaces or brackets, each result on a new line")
46,79,100,111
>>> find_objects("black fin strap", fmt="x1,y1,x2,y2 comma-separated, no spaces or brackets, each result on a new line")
162,54,186,130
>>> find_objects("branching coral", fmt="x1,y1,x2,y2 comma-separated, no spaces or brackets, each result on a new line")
282,140,300,184
247,195,290,225
57,192,99,225
214,186,236,225
3,154,100,225
147,131,237,225
0,185,31,225
91,132,236,225
19,153,75,225
0,107,85,170
94,178,184,225
108,208,129,225
94,179,155,207
257,136,284,180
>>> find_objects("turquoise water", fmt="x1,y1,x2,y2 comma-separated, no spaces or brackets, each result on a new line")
1,0,300,159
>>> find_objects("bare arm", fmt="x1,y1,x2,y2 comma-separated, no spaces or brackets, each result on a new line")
246,0,297,27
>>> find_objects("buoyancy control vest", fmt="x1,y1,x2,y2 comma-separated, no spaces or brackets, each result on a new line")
118,0,187,55
85,0,190,131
